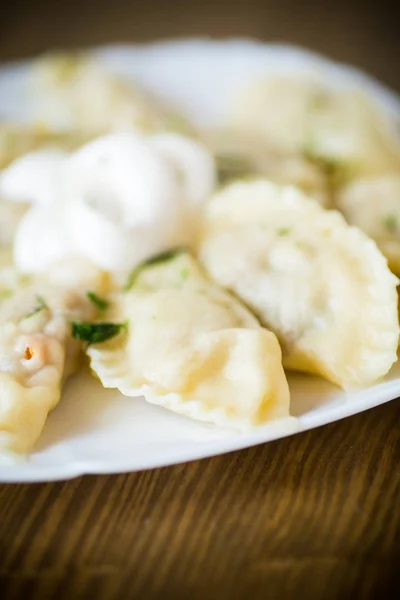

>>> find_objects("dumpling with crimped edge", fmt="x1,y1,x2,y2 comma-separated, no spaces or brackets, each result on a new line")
87,251,290,430
336,174,400,275
230,74,400,177
199,180,399,389
0,257,110,455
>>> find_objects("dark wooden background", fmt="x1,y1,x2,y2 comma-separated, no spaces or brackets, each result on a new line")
1,1,400,598
1,0,400,92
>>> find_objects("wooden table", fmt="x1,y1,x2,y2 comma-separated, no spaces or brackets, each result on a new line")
1,2,400,598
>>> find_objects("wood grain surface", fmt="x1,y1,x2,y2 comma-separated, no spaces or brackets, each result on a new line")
1,2,400,599
1,400,400,600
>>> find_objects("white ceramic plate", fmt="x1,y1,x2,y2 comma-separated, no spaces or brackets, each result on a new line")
1,39,400,483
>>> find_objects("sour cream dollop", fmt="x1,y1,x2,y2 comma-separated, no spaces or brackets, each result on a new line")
0,149,67,205
8,132,215,274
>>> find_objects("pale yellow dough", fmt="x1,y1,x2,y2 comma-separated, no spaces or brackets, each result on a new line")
0,123,87,169
33,54,192,136
0,258,109,454
202,129,330,206
337,175,400,274
88,252,290,429
231,75,400,177
199,180,399,389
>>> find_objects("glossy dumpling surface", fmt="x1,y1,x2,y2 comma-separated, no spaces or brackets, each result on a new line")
88,251,290,429
199,180,399,389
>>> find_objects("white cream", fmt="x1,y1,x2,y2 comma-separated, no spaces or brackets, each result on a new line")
11,132,215,274
150,133,215,206
0,149,67,205
13,204,73,274
64,134,182,226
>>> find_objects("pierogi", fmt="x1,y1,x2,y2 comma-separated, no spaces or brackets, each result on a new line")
202,129,330,205
33,53,192,136
2,45,400,463
230,75,400,177
199,180,399,389
0,258,109,454
87,251,290,429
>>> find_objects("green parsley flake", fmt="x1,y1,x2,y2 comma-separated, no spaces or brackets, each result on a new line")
180,267,189,281
216,153,255,185
125,247,187,291
86,291,110,312
301,145,351,191
383,214,397,234
0,289,12,302
277,228,291,236
71,321,128,346
25,296,48,319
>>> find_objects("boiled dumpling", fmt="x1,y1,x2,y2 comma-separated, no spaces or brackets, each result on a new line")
199,180,399,389
32,53,192,136
336,175,400,274
0,258,109,454
202,129,330,205
86,251,290,429
230,75,400,177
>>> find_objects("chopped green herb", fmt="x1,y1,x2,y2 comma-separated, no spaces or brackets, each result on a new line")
25,295,48,319
0,289,12,302
71,321,128,346
302,148,338,176
301,145,349,190
383,214,397,234
125,247,187,291
277,228,291,236
300,139,317,157
86,291,110,312
216,153,256,185
18,274,31,286
180,267,189,281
